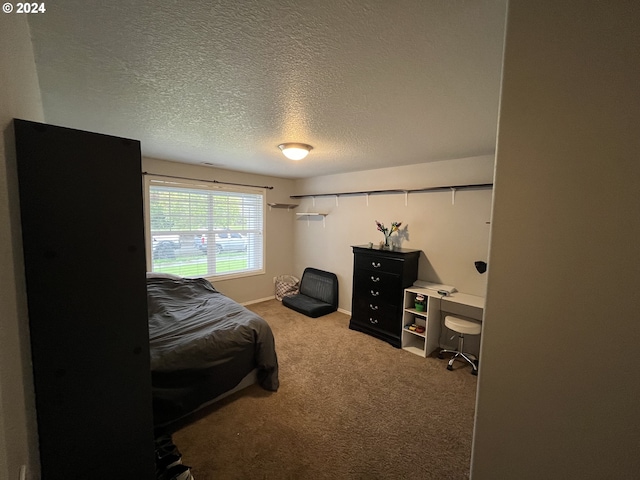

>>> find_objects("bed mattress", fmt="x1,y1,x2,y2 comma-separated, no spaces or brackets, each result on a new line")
147,277,279,425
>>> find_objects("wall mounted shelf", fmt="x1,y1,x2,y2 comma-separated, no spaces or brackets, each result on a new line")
267,203,298,211
290,183,492,199
290,183,493,206
295,212,328,227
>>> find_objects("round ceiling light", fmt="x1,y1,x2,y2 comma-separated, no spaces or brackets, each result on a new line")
278,143,313,160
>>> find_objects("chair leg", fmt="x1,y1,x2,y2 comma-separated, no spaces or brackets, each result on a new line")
437,348,456,359
440,333,479,375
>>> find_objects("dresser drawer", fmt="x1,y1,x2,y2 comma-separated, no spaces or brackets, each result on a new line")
354,253,405,275
350,308,398,337
354,271,402,304
353,296,397,320
354,269,401,286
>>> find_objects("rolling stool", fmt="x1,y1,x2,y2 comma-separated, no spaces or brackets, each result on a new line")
438,315,481,375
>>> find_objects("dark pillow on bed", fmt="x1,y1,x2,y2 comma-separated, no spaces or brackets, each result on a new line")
146,272,182,280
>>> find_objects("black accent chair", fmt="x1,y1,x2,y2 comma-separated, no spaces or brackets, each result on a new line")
282,268,338,318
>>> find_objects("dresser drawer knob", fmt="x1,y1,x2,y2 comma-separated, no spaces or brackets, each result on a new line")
371,276,380,282
371,262,381,268
369,317,379,324
370,290,380,296
369,304,379,310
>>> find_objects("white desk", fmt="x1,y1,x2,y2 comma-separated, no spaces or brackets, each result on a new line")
440,292,484,322
401,288,485,357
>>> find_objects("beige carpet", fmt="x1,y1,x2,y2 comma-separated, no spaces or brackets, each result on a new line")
173,300,478,479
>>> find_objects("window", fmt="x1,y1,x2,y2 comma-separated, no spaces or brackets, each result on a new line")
145,176,265,279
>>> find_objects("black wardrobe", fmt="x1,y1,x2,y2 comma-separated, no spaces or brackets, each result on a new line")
14,119,155,478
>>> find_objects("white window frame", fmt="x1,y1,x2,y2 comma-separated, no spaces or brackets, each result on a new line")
144,175,266,281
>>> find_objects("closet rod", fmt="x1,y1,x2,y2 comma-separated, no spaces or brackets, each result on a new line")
289,183,492,199
142,172,274,190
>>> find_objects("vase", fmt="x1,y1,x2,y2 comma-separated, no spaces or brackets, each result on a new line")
415,303,424,312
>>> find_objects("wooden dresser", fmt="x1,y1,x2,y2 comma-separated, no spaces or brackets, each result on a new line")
349,245,420,347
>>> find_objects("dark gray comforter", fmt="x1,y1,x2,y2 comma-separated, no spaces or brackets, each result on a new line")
147,277,279,426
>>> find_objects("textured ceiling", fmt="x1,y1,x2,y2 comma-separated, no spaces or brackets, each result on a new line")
28,0,507,179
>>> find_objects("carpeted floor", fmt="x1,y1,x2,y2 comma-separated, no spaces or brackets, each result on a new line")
173,300,478,479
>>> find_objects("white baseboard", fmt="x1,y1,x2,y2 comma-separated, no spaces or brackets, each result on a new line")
242,295,276,306
242,297,351,315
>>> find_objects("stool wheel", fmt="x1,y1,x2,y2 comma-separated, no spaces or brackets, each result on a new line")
471,369,478,376
437,353,444,359
446,365,453,371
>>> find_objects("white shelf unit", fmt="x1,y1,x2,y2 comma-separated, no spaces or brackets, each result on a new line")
401,288,441,357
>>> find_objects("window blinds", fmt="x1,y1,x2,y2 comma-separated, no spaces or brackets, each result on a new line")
146,177,265,279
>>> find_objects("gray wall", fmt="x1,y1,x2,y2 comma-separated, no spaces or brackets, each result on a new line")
471,2,640,478
292,155,495,312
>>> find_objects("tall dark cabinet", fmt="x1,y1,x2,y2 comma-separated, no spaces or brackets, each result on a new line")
349,246,420,348
14,119,155,479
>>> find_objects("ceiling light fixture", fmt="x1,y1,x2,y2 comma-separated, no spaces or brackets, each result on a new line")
278,143,313,161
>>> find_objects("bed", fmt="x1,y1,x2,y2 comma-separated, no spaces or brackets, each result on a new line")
146,274,279,426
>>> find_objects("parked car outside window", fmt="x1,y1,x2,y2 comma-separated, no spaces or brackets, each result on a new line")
152,235,181,259
195,233,248,253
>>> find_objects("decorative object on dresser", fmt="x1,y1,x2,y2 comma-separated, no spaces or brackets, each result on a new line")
349,246,420,347
375,220,402,249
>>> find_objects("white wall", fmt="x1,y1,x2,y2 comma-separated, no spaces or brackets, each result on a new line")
292,155,495,312
0,14,45,480
472,2,640,478
142,157,296,303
